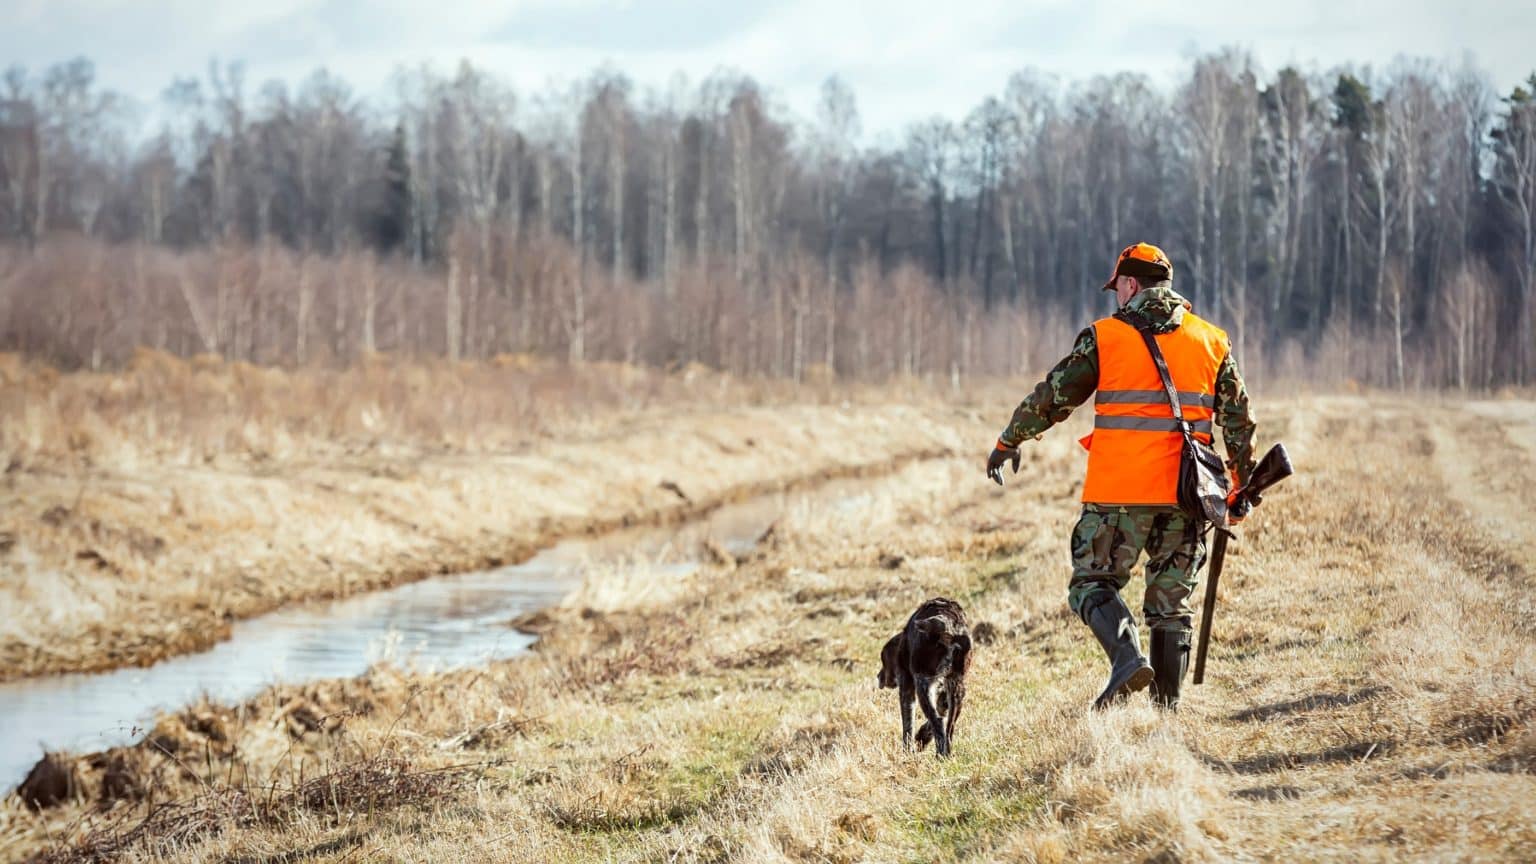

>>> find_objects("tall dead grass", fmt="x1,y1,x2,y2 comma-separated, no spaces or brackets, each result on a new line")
0,347,794,473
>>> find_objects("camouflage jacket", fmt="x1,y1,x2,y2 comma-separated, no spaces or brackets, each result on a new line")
998,282,1258,485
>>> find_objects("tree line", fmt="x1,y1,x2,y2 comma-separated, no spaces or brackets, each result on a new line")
0,52,1533,387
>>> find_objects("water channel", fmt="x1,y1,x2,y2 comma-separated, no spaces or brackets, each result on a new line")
1,480,875,789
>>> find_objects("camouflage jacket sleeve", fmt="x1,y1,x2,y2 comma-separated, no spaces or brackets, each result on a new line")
998,327,1099,447
1214,350,1258,487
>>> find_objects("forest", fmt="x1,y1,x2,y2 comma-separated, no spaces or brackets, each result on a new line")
0,51,1533,387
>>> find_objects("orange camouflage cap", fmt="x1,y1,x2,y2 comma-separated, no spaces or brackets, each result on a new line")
1101,242,1173,291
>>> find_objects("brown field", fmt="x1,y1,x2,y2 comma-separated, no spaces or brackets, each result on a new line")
3,369,1535,862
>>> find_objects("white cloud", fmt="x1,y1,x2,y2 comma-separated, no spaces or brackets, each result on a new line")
1,0,1529,141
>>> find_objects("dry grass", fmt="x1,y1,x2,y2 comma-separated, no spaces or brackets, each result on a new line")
4,394,1536,862
0,354,972,679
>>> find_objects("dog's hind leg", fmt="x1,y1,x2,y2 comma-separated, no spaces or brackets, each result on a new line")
915,676,949,757
899,676,916,751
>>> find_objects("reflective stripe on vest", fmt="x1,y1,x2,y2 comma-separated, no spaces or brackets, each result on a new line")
1080,313,1229,506
1093,415,1214,435
1095,389,1215,409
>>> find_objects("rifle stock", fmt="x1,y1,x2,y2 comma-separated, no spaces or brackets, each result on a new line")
1229,442,1295,518
1192,443,1294,685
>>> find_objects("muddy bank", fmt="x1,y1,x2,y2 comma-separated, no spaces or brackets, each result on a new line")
1,398,982,681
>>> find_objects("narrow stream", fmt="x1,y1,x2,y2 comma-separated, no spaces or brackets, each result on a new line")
1,480,874,789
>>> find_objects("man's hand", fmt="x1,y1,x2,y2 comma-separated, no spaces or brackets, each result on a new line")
987,441,1022,486
1226,488,1247,525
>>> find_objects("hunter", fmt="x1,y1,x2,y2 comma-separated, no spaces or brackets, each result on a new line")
987,243,1256,710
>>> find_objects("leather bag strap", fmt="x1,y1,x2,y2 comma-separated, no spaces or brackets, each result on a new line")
1135,326,1190,437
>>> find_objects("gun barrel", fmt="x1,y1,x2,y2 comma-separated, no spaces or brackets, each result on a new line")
1192,531,1228,685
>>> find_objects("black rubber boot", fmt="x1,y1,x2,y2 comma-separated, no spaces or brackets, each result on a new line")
1084,594,1154,710
1150,626,1192,710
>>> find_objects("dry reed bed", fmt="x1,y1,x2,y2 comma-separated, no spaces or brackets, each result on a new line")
0,353,979,680
4,396,1534,862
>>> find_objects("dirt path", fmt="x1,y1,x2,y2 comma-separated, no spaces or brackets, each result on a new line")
1186,399,1536,859
1439,400,1536,569
6,398,1534,862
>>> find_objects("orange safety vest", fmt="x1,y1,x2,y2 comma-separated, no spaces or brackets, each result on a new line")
1079,313,1229,505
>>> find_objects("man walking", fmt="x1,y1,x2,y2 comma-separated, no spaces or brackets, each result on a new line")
986,243,1256,710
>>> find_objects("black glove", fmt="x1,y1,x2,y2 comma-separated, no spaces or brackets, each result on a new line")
986,441,1021,486
1227,487,1262,525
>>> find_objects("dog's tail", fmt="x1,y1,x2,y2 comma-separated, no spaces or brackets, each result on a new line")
878,633,902,689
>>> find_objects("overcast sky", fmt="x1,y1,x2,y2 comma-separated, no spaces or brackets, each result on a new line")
5,0,1532,142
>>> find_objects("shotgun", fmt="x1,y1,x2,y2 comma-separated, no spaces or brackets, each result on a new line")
1192,442,1294,685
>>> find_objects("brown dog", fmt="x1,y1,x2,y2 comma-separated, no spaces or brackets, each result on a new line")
878,597,972,757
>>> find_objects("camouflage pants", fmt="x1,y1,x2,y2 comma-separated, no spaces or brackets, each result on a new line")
1067,504,1207,632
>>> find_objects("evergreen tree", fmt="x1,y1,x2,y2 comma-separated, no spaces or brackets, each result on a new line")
371,121,411,253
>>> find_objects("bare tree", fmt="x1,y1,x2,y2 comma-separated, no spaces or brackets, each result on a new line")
0,71,41,246
906,118,956,283
1180,54,1236,312
1493,78,1536,383
1259,68,1323,323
